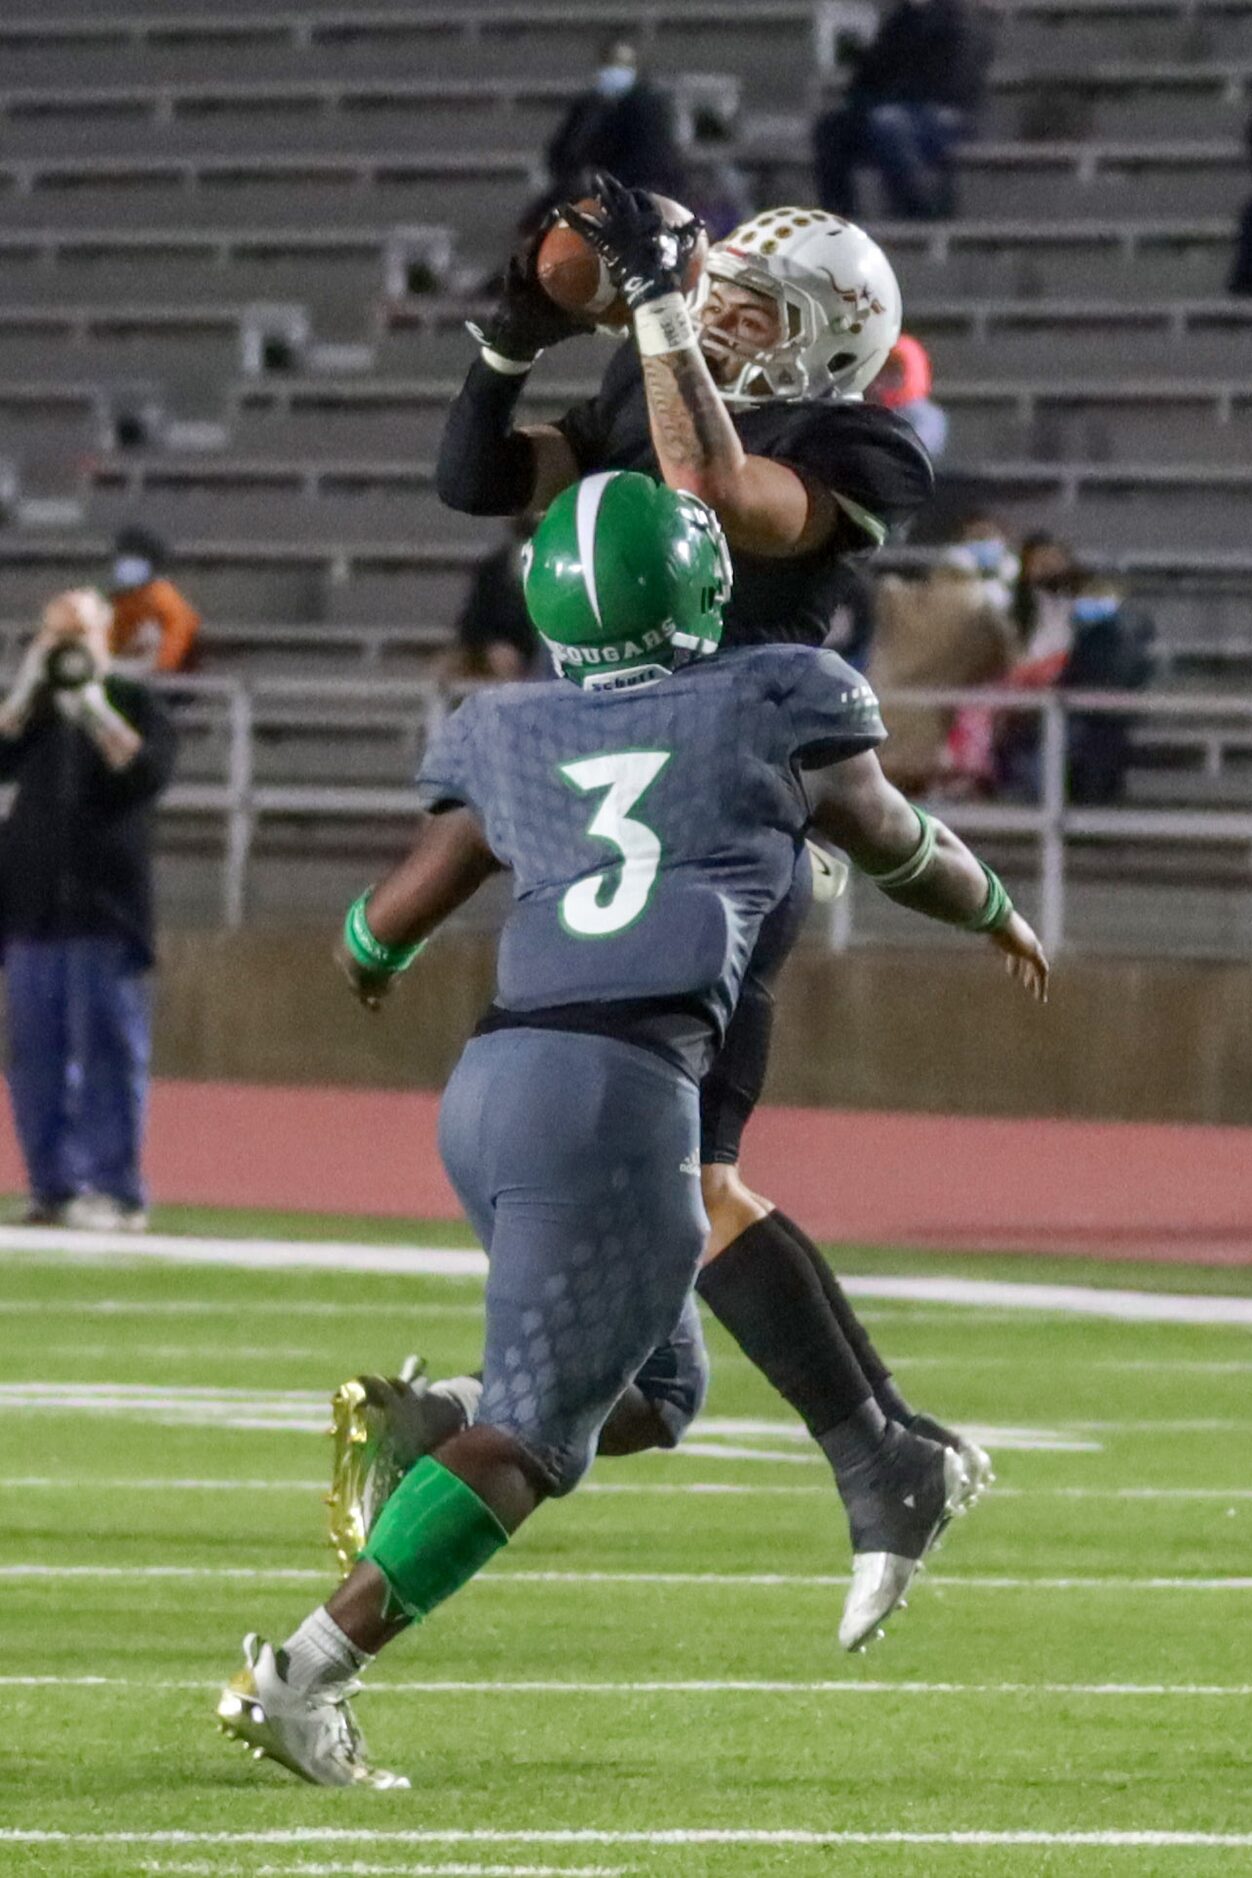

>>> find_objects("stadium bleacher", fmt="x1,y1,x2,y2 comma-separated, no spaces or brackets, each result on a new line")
1,0,1251,944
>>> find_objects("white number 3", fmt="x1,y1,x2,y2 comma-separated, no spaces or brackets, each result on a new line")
558,750,671,938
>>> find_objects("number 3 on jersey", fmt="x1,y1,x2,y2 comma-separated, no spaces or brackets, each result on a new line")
558,750,671,937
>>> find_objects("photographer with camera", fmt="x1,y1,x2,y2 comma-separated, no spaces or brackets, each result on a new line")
0,588,177,1230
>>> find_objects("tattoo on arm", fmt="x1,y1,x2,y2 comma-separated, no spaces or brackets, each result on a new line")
642,352,743,476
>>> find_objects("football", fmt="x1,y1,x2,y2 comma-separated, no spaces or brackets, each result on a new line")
536,192,709,333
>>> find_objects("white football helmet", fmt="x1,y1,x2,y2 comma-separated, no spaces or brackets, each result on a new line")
695,209,902,407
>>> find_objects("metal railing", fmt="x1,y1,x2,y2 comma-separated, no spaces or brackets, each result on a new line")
138,674,1252,952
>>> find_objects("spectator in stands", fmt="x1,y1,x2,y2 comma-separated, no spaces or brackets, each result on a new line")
995,569,1152,803
867,332,948,460
811,0,992,220
954,509,1018,609
532,37,687,233
444,516,542,682
1227,112,1252,293
869,532,1016,793
1010,532,1078,658
108,527,201,674
0,588,177,1230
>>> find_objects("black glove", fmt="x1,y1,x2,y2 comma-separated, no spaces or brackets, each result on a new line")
562,170,704,313
469,225,588,365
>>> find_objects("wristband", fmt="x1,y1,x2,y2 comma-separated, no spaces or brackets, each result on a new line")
865,807,937,891
964,863,1014,933
633,292,698,357
464,322,534,376
343,892,426,975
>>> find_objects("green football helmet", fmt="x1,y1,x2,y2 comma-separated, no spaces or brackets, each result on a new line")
522,470,732,688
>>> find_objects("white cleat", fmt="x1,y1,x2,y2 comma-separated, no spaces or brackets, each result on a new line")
215,1633,409,1790
956,1435,995,1507
839,1446,969,1653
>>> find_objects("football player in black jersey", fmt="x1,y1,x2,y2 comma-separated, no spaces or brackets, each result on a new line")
344,179,993,1651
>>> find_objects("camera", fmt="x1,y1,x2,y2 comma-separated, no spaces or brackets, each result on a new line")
44,640,97,690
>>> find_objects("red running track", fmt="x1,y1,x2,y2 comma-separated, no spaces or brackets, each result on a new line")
1,1078,1249,1264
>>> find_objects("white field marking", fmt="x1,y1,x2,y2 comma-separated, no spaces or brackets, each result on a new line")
4,1675,1250,1699
893,1356,1252,1375
839,1275,1252,1328
2,1563,1250,1591
0,1227,490,1276
0,1388,1104,1453
0,1476,328,1492
695,1418,1100,1454
2,1477,1249,1504
43,1344,336,1362
2,1226,1251,1325
4,1831,1252,1850
144,1868,624,1878
1070,1419,1252,1433
0,1298,485,1318
675,1442,820,1464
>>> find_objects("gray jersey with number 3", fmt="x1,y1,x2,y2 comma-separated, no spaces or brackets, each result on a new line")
417,645,884,1034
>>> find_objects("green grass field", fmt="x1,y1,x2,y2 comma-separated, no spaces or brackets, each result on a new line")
0,1212,1249,1878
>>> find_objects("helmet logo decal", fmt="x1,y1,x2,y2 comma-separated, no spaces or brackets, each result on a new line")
817,268,887,321
575,471,621,626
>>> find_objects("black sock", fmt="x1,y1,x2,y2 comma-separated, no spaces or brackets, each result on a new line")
696,1214,874,1443
771,1209,916,1423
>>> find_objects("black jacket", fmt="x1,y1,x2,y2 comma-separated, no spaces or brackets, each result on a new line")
0,677,177,965
852,0,993,112
546,80,687,199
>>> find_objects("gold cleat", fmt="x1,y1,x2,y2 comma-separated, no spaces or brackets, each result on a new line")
326,1376,376,1576
327,1353,469,1578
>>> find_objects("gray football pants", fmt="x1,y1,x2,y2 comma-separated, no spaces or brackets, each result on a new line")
438,1027,710,1496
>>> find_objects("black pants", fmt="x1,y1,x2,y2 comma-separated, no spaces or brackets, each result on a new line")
700,848,813,1166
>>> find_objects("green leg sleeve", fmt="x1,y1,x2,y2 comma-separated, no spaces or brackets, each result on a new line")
361,1457,509,1622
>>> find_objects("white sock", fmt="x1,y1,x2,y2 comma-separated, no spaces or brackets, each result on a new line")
279,1606,372,1696
429,1374,483,1426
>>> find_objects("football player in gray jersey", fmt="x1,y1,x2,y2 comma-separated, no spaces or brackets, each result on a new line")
217,474,1047,1789
429,177,999,1586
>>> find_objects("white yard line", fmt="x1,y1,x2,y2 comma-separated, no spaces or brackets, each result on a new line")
3,1830,1250,1850
0,1299,485,1318
2,1675,1248,1698
0,1391,1105,1452
1,1563,1249,1590
145,1868,622,1878
0,1476,328,1492
1,1227,1249,1324
4,1477,1250,1503
894,1357,1252,1374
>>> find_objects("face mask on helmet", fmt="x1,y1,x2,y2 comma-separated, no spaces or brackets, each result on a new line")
523,472,732,689
695,208,902,407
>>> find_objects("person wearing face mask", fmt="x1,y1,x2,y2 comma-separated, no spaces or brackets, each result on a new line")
994,569,1151,802
108,526,201,675
0,588,178,1229
539,38,687,218
1060,576,1153,805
